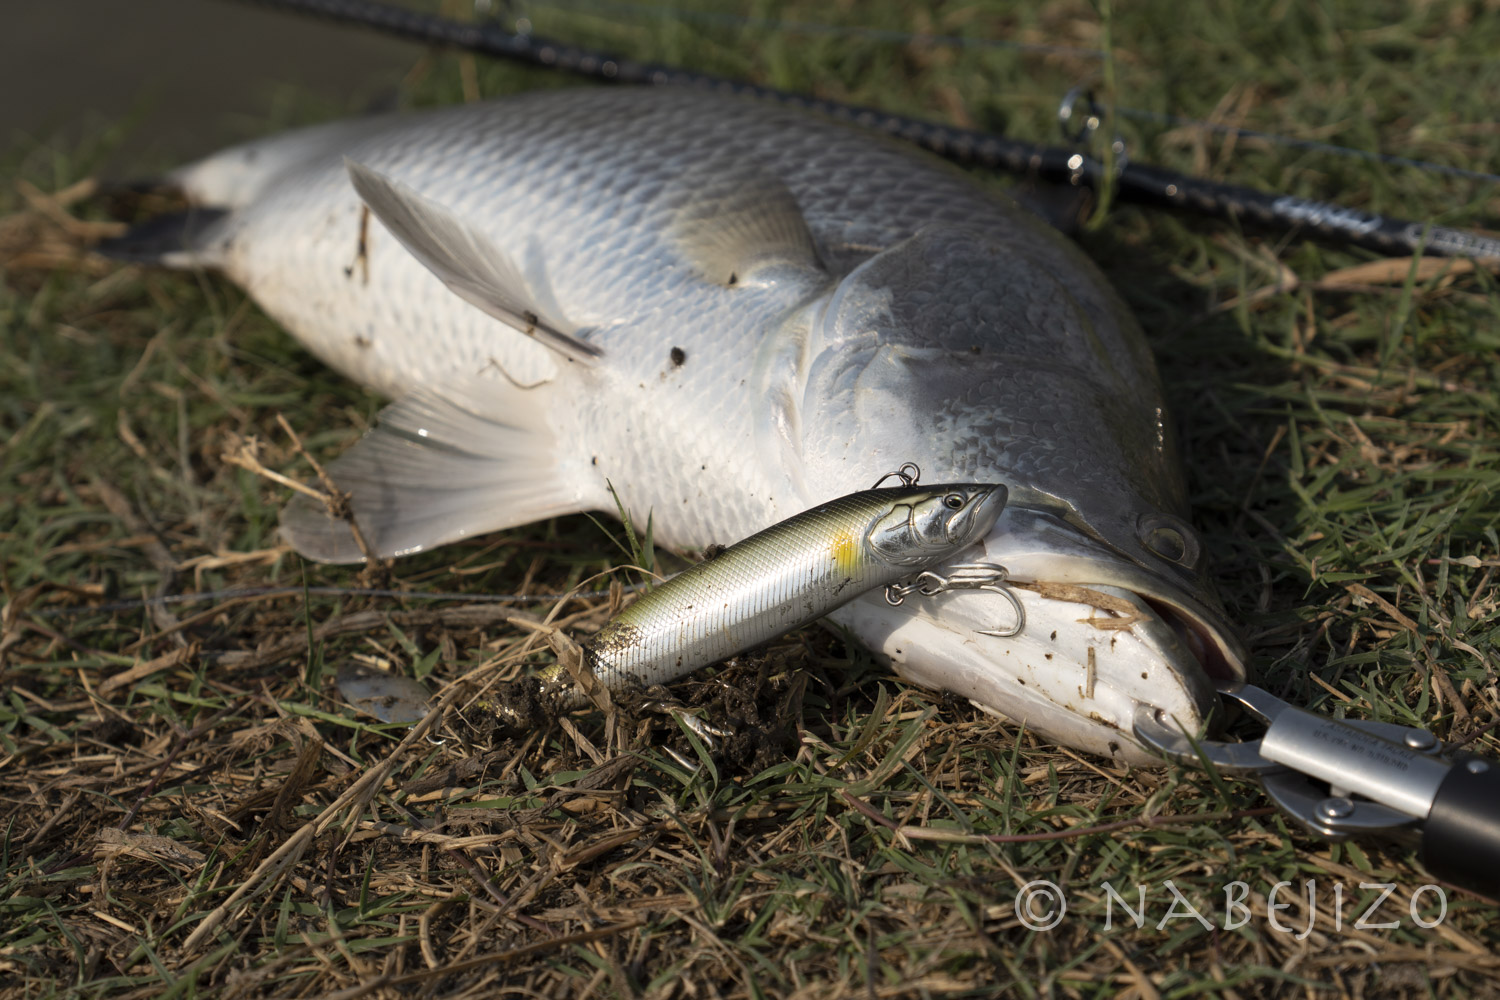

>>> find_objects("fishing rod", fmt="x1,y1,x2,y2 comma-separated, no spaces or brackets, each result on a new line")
229,0,1500,260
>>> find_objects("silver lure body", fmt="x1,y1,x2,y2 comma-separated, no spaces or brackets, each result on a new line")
583,483,1005,689
141,86,1246,763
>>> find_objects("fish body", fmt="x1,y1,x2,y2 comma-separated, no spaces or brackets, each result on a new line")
122,86,1245,763
583,481,1006,689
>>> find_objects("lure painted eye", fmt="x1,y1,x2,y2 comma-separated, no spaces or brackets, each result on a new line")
943,494,965,510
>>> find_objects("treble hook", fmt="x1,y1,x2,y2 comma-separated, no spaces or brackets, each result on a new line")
883,562,1025,638
870,462,922,489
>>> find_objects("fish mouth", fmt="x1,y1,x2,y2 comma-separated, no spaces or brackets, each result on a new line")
985,507,1247,685
827,506,1244,765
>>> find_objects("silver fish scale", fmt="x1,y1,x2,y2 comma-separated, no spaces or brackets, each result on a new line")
580,487,989,689
186,86,1168,555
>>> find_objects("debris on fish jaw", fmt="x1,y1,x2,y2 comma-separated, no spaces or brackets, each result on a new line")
827,505,1244,766
984,506,1247,681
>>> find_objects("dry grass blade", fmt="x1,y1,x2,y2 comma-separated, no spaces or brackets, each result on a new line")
96,643,197,695
182,682,462,950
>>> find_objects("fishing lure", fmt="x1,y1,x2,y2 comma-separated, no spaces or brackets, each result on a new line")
519,468,1007,715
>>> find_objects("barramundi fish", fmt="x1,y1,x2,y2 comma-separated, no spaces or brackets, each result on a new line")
108,86,1246,763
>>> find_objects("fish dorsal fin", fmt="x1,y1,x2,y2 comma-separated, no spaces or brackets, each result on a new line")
346,159,602,365
672,167,825,288
280,375,599,563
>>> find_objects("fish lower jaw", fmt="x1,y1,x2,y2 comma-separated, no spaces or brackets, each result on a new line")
828,586,1218,767
978,510,1248,688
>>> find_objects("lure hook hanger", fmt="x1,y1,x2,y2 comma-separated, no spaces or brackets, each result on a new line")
883,562,1025,638
870,462,922,489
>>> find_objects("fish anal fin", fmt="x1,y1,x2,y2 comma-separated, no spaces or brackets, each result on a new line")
280,378,597,563
345,159,602,365
673,168,825,288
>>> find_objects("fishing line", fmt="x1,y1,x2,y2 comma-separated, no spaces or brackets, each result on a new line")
227,0,1500,259
33,582,650,618
1113,109,1500,186
525,0,1106,58
528,0,1500,186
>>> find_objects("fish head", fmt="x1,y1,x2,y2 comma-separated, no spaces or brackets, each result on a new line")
828,542,1235,766
805,222,1246,764
835,486,1247,769
867,483,1007,566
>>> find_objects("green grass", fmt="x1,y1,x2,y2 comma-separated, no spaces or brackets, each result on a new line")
3,0,1500,996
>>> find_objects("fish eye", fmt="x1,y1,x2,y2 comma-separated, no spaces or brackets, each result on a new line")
1144,526,1186,562
943,493,965,510
1137,513,1201,568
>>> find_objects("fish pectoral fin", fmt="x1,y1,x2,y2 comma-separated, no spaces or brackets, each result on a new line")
345,159,601,365
280,378,592,563
672,168,825,288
